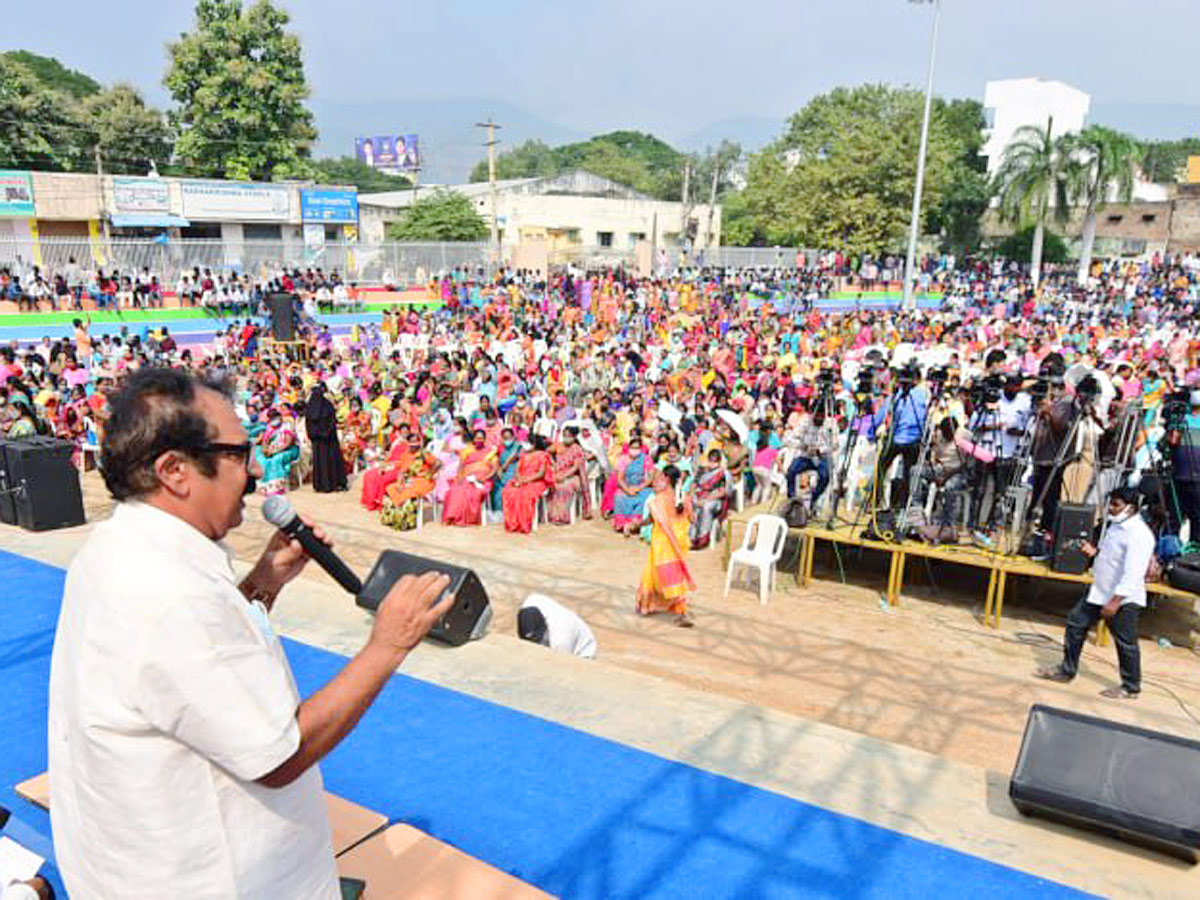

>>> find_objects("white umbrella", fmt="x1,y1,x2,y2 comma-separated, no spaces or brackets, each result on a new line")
1064,363,1116,417
716,408,748,443
657,400,683,428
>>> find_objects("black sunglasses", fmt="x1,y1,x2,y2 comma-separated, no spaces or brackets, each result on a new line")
193,441,254,466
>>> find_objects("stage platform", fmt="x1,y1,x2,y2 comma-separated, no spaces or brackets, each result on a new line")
0,546,1095,899
724,516,1198,638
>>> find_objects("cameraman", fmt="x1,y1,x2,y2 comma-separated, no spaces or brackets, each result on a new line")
966,379,1003,531
1164,390,1200,538
785,401,838,507
872,365,928,512
1030,367,1074,533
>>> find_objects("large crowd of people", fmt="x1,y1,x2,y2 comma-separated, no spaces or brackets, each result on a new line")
3,252,1200,627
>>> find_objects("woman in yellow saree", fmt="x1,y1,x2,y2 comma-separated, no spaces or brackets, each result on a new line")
636,465,696,627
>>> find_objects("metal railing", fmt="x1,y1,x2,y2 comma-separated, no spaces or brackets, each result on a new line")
0,238,493,288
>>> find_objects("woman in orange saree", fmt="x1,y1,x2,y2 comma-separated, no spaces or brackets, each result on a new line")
636,465,696,627
360,427,414,511
381,433,441,531
502,434,554,534
442,429,498,526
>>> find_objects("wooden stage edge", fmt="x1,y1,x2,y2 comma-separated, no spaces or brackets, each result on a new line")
722,515,1197,646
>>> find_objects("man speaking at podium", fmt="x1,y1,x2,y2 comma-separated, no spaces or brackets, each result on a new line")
48,368,454,899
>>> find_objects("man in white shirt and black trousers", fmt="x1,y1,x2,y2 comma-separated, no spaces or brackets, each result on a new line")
48,367,455,899
1037,487,1155,700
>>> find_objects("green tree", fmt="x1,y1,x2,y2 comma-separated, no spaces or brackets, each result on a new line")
1139,138,1200,184
80,84,173,175
0,56,87,171
997,225,1069,265
469,130,686,199
386,190,487,241
991,121,1072,286
1062,125,1138,282
927,98,990,255
165,0,316,181
311,156,412,192
1,51,101,100
733,84,959,255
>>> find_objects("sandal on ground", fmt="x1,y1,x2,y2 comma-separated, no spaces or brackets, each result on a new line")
1035,667,1072,683
1100,686,1139,700
675,613,695,628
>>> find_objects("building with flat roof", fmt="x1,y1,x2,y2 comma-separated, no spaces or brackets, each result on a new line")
981,77,1091,176
360,171,719,268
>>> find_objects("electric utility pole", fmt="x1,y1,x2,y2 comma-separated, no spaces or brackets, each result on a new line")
475,120,502,267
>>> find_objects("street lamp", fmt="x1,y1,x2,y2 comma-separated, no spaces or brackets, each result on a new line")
902,0,942,312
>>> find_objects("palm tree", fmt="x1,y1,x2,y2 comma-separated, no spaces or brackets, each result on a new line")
1062,125,1139,283
992,120,1072,287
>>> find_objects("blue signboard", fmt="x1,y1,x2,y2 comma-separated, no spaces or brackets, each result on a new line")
300,188,359,224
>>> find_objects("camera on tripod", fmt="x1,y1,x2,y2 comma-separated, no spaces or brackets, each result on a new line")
969,374,1003,406
855,365,878,400
895,363,920,390
1162,389,1191,430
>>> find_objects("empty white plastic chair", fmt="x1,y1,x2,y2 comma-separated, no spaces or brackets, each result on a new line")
724,514,789,605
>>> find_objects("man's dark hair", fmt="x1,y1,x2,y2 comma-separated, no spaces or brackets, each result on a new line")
1109,486,1139,509
101,367,233,501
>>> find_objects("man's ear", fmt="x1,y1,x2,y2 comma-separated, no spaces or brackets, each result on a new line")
153,450,191,499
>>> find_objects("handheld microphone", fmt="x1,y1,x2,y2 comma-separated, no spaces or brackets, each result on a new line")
262,496,364,596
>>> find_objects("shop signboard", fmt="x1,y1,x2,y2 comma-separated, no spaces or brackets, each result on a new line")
179,180,291,221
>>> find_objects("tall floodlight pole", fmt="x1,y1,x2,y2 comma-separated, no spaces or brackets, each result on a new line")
902,0,942,311
475,120,502,268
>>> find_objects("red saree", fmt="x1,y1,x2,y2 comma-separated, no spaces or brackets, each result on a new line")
501,450,553,534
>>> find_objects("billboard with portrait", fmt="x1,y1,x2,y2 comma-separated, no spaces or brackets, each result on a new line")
0,170,35,217
355,134,420,172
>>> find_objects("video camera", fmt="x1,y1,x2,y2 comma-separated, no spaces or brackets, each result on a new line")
1162,389,1190,430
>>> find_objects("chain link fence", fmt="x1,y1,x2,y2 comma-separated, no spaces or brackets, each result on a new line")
0,238,493,288
1,237,832,288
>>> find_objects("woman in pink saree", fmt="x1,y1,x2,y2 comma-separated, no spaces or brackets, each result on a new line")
546,426,592,524
442,429,498,526
502,434,553,534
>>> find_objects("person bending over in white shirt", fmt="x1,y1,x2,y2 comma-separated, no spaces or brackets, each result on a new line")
1036,486,1154,699
517,593,597,659
48,367,455,900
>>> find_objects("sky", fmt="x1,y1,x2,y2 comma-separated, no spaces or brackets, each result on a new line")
5,0,1199,179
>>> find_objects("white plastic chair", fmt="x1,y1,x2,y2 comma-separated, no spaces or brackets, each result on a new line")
724,514,789,605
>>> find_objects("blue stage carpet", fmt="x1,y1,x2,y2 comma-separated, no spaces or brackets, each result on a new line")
0,548,1090,899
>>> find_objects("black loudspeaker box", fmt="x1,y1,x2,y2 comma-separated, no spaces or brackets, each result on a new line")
267,292,296,342
356,550,492,646
1010,704,1200,861
0,437,86,531
1051,503,1094,574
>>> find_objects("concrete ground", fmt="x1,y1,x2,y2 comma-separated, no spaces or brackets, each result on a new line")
7,470,1200,898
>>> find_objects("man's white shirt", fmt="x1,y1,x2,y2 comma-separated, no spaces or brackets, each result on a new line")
1086,513,1155,608
48,502,339,899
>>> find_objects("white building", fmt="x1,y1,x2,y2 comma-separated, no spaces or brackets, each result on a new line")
359,171,720,267
981,77,1091,176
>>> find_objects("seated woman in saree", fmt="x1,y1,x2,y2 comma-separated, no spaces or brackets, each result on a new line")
442,428,498,526
688,448,729,549
490,426,522,515
502,433,553,534
381,431,442,531
359,424,413,511
636,465,696,627
546,426,592,524
340,396,375,474
253,405,300,495
612,435,654,535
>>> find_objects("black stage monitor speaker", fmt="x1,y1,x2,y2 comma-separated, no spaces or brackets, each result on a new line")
0,437,86,531
356,550,492,646
1010,704,1200,861
267,292,296,342
1052,503,1094,574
